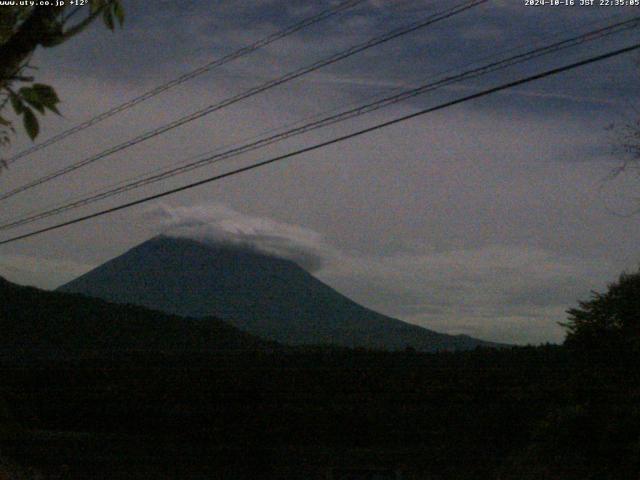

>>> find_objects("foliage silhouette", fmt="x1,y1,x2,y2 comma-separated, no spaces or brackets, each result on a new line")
562,269,640,367
0,274,638,478
0,1,124,150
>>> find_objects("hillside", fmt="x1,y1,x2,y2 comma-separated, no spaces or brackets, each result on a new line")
59,235,497,351
1,275,635,479
0,275,275,361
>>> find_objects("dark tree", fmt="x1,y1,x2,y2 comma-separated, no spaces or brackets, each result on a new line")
562,269,640,358
0,1,124,147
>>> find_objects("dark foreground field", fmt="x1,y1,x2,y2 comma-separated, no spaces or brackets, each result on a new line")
2,345,637,479
1,277,638,479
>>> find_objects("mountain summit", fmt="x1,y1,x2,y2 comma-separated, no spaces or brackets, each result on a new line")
59,236,494,351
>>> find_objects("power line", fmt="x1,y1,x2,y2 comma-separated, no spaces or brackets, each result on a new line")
3,0,366,167
1,41,638,247
0,0,487,203
10,10,625,228
2,15,637,231
0,93,377,227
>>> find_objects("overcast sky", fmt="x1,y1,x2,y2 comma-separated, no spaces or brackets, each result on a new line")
2,0,640,344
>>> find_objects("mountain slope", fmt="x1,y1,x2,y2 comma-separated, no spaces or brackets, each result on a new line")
0,275,274,361
59,236,495,351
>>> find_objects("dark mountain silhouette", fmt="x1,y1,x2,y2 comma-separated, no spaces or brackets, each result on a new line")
59,236,496,351
0,274,275,361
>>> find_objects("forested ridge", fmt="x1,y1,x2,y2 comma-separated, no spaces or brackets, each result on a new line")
0,276,638,479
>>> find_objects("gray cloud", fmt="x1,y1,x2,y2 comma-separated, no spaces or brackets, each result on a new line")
145,204,620,345
1,1,639,347
0,254,92,289
317,243,618,344
147,203,335,272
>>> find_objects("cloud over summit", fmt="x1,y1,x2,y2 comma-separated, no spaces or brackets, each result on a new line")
148,204,333,272
144,203,621,344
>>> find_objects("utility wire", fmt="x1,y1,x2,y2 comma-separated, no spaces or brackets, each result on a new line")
2,15,638,231
5,10,629,228
0,0,487,203
0,88,382,226
3,0,366,167
1,41,638,246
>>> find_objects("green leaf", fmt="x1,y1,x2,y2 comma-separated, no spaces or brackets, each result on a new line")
90,0,101,14
32,84,59,103
31,84,61,114
44,102,60,115
113,1,124,26
9,92,24,114
19,87,46,114
22,107,39,140
103,8,114,30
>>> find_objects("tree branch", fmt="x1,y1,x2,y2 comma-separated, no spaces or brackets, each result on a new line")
56,5,108,43
0,7,60,85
